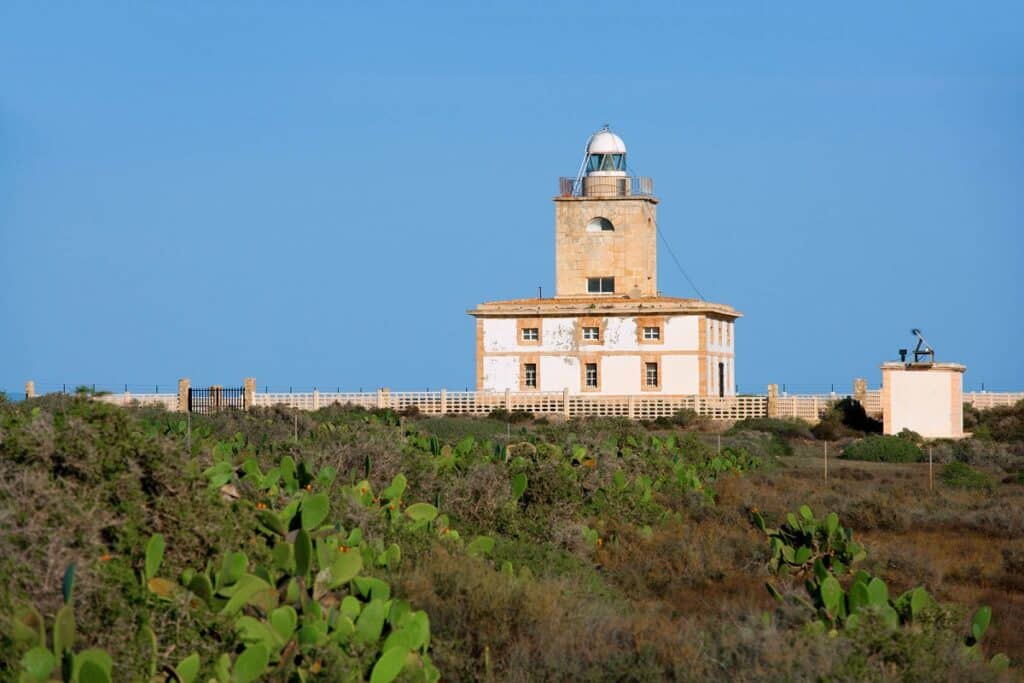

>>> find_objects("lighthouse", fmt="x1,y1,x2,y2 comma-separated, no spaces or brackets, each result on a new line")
469,127,741,396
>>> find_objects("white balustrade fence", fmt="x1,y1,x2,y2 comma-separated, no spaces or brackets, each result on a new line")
42,384,1024,422
963,392,1024,410
253,390,770,421
94,393,179,410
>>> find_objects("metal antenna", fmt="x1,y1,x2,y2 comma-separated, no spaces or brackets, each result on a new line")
910,328,935,363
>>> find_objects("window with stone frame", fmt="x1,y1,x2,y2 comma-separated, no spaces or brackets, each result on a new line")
645,362,659,387
582,326,600,341
522,327,539,341
642,326,661,340
524,363,537,388
585,363,598,388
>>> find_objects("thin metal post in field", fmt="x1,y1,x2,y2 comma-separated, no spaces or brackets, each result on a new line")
824,441,829,485
717,433,721,455
928,447,933,492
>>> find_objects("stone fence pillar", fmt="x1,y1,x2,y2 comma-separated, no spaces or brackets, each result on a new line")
244,377,256,408
177,378,190,413
211,385,223,412
313,389,320,410
440,389,448,415
504,389,512,411
767,383,779,418
562,388,570,418
25,380,35,400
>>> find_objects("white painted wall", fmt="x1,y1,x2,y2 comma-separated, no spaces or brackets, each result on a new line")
480,314,736,394
540,356,580,392
887,369,961,438
601,355,640,394
542,318,576,351
665,317,699,349
603,317,638,350
703,356,736,397
662,355,700,394
706,319,733,354
482,356,519,392
483,319,517,352
484,315,711,354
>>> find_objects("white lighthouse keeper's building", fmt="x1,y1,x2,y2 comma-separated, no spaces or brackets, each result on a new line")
469,127,741,396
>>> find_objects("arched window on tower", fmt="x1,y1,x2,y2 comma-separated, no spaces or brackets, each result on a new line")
586,217,615,232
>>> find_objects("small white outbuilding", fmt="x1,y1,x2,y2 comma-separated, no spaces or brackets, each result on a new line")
881,362,965,439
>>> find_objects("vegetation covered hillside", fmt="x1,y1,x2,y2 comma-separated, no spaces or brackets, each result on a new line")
1,396,1022,681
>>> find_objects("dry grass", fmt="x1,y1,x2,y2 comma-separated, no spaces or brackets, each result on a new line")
1,400,1020,681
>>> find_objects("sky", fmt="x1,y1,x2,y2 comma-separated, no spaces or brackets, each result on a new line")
2,1,1022,396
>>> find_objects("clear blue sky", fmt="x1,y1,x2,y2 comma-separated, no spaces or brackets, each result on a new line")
2,2,1022,396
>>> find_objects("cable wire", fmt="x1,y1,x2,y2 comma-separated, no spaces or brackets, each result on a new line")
637,197,706,301
657,224,706,301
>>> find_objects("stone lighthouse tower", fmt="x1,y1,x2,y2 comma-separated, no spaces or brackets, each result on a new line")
554,127,658,298
469,127,741,396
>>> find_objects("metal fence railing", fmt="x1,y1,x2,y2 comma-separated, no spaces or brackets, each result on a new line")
558,175,655,198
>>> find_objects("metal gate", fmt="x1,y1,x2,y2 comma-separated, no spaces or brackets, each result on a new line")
188,386,245,414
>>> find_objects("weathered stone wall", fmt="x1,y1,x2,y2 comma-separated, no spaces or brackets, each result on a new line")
554,196,658,297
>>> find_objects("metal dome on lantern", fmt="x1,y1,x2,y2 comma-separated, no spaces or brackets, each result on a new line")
565,125,652,198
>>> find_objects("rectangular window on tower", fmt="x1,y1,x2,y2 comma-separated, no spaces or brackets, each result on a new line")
585,363,598,388
582,326,600,341
524,363,537,388
645,362,659,388
521,327,539,342
642,326,661,340
587,277,615,293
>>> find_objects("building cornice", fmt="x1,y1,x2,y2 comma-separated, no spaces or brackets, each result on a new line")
881,362,965,373
467,295,741,320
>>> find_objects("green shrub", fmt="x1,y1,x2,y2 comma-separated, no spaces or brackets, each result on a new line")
2,394,1018,681
487,408,534,423
939,462,992,491
645,409,707,430
841,435,923,463
969,400,1024,442
813,398,883,441
897,428,923,444
727,417,813,441
963,403,981,431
